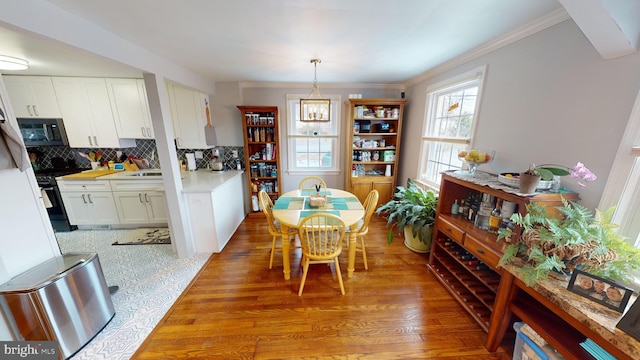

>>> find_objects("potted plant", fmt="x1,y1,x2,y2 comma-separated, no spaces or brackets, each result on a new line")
497,198,640,286
376,179,438,253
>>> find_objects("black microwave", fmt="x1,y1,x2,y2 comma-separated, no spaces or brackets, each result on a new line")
17,118,69,146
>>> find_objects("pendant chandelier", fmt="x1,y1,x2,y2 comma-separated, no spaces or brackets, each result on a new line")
300,59,330,122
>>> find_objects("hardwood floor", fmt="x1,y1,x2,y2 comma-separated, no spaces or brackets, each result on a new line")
132,214,513,359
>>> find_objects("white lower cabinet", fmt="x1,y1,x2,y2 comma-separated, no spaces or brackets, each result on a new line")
57,180,119,226
113,191,168,224
110,179,167,225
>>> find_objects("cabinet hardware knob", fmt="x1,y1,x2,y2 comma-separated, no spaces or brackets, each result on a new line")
477,248,484,254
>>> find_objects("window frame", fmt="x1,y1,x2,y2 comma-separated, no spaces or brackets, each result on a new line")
597,88,640,288
285,94,342,175
599,90,640,246
416,65,487,191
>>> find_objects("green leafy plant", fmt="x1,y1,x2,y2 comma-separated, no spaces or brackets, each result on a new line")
532,162,597,186
376,179,438,244
497,198,640,286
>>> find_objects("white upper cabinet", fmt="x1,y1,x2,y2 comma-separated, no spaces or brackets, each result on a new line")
167,82,213,149
3,76,61,118
52,77,135,149
106,78,154,139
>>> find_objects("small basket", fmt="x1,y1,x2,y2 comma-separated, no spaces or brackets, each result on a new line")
308,194,327,208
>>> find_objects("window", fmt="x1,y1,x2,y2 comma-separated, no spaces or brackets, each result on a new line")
286,95,341,173
417,66,486,190
599,91,640,287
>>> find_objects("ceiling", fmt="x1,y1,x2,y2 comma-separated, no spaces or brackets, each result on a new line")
0,0,617,85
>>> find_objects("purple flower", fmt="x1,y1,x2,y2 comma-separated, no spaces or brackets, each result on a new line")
569,162,597,187
538,162,597,187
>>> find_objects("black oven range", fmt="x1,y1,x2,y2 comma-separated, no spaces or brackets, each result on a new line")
36,168,81,232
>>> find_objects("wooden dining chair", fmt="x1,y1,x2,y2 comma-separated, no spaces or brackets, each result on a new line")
348,189,379,270
258,190,297,269
297,213,346,296
298,176,327,190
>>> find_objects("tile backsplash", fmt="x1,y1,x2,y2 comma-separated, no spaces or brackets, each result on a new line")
28,139,244,171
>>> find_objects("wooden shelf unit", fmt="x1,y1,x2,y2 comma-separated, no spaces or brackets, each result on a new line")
428,171,619,355
430,172,639,359
237,106,282,214
344,98,407,205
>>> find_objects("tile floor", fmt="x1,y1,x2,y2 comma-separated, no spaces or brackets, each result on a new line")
55,229,209,359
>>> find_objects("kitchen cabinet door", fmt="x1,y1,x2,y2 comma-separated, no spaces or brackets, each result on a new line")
107,78,154,139
145,191,168,223
88,192,120,224
61,193,95,225
113,191,168,224
351,176,394,205
167,83,213,149
52,77,135,148
3,76,61,118
61,192,119,225
113,192,150,224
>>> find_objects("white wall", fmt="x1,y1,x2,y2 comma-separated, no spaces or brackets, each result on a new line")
211,81,244,146
400,19,640,210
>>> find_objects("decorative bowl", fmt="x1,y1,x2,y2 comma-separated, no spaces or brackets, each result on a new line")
498,172,554,190
457,149,495,176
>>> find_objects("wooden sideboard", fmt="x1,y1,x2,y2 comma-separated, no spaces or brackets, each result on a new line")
488,263,640,360
429,171,639,359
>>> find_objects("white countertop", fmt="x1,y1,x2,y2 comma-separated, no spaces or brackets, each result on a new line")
67,168,245,193
180,169,244,193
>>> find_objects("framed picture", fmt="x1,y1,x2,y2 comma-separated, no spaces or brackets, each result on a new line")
617,298,640,341
567,269,632,313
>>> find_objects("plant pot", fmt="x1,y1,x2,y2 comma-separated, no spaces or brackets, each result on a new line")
519,172,540,194
403,225,432,253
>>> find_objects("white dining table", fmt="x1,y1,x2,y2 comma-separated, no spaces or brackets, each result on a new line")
271,188,365,280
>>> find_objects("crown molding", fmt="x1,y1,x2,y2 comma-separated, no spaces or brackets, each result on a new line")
404,8,571,88
238,81,404,90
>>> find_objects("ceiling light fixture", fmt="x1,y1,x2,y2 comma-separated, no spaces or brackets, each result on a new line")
0,55,29,71
300,59,330,122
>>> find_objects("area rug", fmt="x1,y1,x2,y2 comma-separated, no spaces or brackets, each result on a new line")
112,228,171,245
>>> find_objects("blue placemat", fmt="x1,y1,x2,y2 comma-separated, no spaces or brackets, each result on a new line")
273,197,292,210
273,197,306,210
330,198,348,210
300,210,340,218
